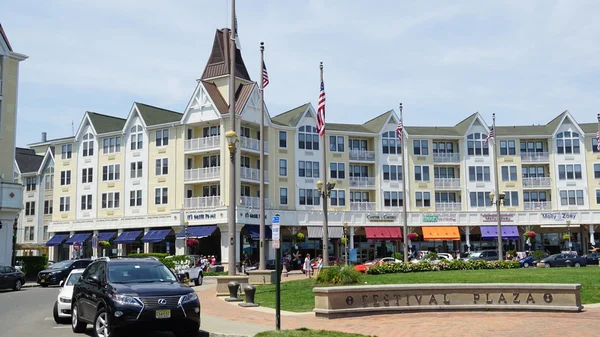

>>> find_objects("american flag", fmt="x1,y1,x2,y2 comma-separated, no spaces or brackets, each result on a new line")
484,126,494,145
316,80,326,137
396,104,403,141
262,61,269,88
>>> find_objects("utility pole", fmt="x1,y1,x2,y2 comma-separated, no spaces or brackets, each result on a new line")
319,62,330,267
399,103,409,262
492,113,503,260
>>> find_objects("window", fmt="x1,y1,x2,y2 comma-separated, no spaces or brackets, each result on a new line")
279,159,287,176
520,141,544,153
82,133,94,157
298,188,320,206
59,196,71,212
469,191,492,207
25,201,35,216
349,139,368,152
81,195,93,210
383,191,403,207
240,156,250,168
202,185,220,197
298,161,319,178
155,187,168,205
60,170,71,185
596,190,600,204
523,191,547,203
155,129,169,147
102,164,121,181
44,167,54,190
298,125,319,150
61,144,72,159
503,191,519,207
556,131,580,154
23,226,34,241
43,226,49,241
595,164,600,179
558,164,582,180
102,137,121,154
330,190,346,206
383,165,402,181
432,142,455,154
501,166,518,181
280,188,288,205
130,162,142,178
468,166,491,182
382,131,402,154
279,131,287,148
101,192,120,209
414,165,430,181
329,136,344,152
44,200,53,214
202,155,220,168
499,140,516,155
415,192,431,207
202,126,220,137
155,158,168,176
241,127,250,138
129,190,142,207
25,177,36,191
413,140,429,155
433,167,455,179
241,185,251,197
466,133,489,156
130,125,143,150
82,168,93,183
330,163,346,179
593,138,600,153
559,189,584,206
349,165,369,178
435,192,457,203
522,166,546,178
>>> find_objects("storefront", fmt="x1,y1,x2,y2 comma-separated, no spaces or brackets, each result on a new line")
176,225,221,259
113,230,143,255
241,225,272,264
416,226,460,253
65,233,92,258
96,231,117,257
45,233,69,261
141,229,175,255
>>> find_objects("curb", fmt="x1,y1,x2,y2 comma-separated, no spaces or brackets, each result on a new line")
199,331,251,337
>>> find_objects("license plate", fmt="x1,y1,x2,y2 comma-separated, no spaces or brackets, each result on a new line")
40,279,45,283
155,309,171,319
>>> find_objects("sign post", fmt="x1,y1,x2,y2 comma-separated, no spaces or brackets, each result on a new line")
272,214,281,330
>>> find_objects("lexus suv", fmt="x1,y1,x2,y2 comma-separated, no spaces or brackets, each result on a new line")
71,258,200,337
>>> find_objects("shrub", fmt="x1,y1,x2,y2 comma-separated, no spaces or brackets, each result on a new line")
19,256,49,277
205,271,227,276
128,253,175,269
392,252,403,261
367,259,520,275
425,252,438,260
532,250,546,261
315,265,362,285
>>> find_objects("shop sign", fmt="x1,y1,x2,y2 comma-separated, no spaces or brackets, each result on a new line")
239,212,267,220
541,212,576,221
422,214,457,223
481,213,514,222
186,212,221,221
366,214,397,222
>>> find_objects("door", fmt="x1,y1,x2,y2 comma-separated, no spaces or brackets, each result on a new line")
79,262,99,321
553,254,565,267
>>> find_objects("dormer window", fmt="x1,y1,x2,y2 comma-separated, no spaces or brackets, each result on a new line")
556,131,580,154
298,125,319,150
130,125,143,150
82,133,94,157
466,133,489,156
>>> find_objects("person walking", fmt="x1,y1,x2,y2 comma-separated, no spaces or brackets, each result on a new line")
315,254,323,277
303,253,312,278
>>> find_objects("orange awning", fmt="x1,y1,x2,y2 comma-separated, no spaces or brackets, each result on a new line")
422,226,460,241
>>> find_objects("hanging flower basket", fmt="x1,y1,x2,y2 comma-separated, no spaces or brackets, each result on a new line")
98,240,110,248
341,237,348,244
562,234,575,241
186,239,199,247
407,233,419,241
524,231,536,238
293,232,305,241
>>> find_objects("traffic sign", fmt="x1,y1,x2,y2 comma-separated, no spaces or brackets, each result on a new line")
272,214,280,241
273,241,280,249
73,242,81,251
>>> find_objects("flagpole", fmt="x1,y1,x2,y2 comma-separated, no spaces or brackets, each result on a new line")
399,104,409,262
596,113,600,152
259,42,266,270
226,0,238,276
320,62,330,267
492,113,502,261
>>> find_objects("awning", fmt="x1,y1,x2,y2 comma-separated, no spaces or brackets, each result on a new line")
45,234,69,247
98,232,117,241
480,226,519,241
307,227,344,239
365,227,402,240
141,229,172,243
65,233,92,245
422,227,460,241
176,226,218,239
244,225,273,240
113,231,143,244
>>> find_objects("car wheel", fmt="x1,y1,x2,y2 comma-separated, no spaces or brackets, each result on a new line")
523,262,530,268
94,308,111,337
174,322,200,337
71,303,87,333
13,279,22,291
53,301,68,324
574,262,581,268
544,263,551,268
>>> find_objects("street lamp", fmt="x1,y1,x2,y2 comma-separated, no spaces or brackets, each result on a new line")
566,219,572,252
316,180,336,267
343,221,349,266
225,130,239,158
225,130,239,275
489,191,505,261
184,221,189,255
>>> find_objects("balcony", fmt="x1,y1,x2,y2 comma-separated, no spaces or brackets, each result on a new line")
524,201,552,210
241,196,269,208
350,202,376,211
240,167,269,183
184,167,220,182
433,153,460,163
184,196,221,209
434,178,461,189
349,177,376,189
240,136,269,153
521,152,549,163
435,202,461,212
0,182,23,212
184,136,220,153
349,150,375,162
522,177,551,189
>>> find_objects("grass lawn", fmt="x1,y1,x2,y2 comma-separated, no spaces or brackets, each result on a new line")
253,267,600,312
255,328,373,337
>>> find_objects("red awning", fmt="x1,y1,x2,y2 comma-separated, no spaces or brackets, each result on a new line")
365,227,402,240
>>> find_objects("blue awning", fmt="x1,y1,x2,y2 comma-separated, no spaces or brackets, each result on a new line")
98,232,117,241
176,226,217,239
113,231,143,244
45,234,68,247
141,229,172,243
65,233,92,245
245,225,272,240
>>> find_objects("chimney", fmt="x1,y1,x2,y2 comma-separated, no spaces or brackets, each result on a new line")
41,132,47,142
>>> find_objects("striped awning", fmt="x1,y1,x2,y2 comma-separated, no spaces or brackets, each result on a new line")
307,227,344,239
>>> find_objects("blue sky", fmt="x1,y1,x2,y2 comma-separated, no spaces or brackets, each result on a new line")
4,0,600,147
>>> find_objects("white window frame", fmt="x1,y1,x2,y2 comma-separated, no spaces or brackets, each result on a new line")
155,187,169,205
297,125,319,150
279,131,287,148
61,144,73,160
130,190,142,207
102,137,121,154
298,161,319,178
130,161,143,178
60,170,72,186
468,166,491,182
82,133,94,157
560,189,584,206
503,191,519,207
501,165,518,181
82,167,93,184
382,131,402,154
59,196,71,212
329,136,345,152
413,140,429,156
383,165,402,181
101,192,120,209
469,191,492,207
102,164,121,182
558,164,582,180
383,191,403,207
279,159,287,177
329,162,346,179
156,129,170,147
466,133,490,156
279,187,288,205
415,191,431,207
25,201,35,216
329,190,346,207
81,194,93,210
414,165,430,181
155,158,169,176
556,131,581,154
130,125,143,150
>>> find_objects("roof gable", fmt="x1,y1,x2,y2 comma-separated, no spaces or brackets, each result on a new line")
238,83,272,126
453,113,478,135
462,112,490,136
362,110,394,133
547,110,584,136
36,147,55,175
135,102,182,127
87,112,127,134
201,28,251,81
271,103,310,127
15,147,44,174
201,81,229,114
0,24,13,53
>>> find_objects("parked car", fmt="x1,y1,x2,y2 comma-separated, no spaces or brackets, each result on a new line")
540,253,587,268
353,258,399,273
584,252,600,265
53,269,85,323
37,259,93,287
71,257,200,337
167,255,204,286
519,256,536,268
464,250,500,261
437,253,454,261
0,265,26,291
244,259,277,274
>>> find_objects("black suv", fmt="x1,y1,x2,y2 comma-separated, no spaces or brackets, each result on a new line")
38,259,93,287
71,258,200,337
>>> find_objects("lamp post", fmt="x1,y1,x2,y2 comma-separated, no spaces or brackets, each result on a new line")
316,180,336,267
566,219,572,252
488,191,505,260
343,221,349,266
184,221,189,255
225,130,239,275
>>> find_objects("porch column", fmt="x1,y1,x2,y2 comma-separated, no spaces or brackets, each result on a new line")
143,228,151,254
116,229,123,256
174,227,185,256
69,231,75,259
590,225,596,246
350,227,355,250
465,226,471,252
218,223,242,270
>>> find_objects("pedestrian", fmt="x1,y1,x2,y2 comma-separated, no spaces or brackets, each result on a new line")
303,253,312,278
315,254,323,277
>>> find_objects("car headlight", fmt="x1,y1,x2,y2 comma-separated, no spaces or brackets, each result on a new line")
59,297,71,303
179,292,198,304
111,294,142,307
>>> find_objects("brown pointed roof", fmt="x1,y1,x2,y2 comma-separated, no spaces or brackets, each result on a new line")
201,28,250,81
201,81,255,115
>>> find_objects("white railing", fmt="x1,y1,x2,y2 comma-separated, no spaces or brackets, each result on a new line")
349,177,376,188
521,152,549,162
184,196,221,209
184,167,220,182
240,136,269,152
349,150,375,162
240,196,269,208
184,136,220,152
240,167,270,182
434,178,461,189
350,202,376,211
433,153,460,163
435,202,462,212
522,177,551,188
524,201,552,210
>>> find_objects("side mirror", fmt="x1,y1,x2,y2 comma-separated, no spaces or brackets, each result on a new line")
89,275,102,285
177,274,187,283
59,280,64,287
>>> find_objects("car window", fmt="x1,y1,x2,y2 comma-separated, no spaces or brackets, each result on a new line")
84,263,99,282
0,266,8,273
96,262,107,282
565,254,576,259
66,272,83,286
51,260,73,269
108,263,177,283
